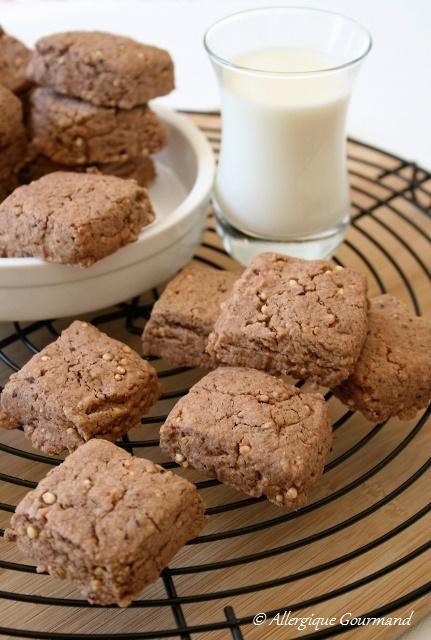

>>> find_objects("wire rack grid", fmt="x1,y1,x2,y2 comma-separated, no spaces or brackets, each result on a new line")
0,115,430,639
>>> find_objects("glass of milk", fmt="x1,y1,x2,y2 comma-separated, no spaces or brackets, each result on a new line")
204,7,372,263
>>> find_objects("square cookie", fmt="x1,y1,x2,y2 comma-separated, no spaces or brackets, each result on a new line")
334,294,431,421
0,171,155,266
21,153,156,189
5,439,206,606
30,88,167,165
28,31,174,109
142,265,239,368
207,253,368,387
160,367,332,508
0,321,160,454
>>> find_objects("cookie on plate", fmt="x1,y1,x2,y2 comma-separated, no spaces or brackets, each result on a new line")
333,294,431,421
28,31,174,108
0,171,18,203
20,152,157,188
0,321,160,454
0,171,155,266
0,83,27,201
207,253,368,387
5,439,206,606
0,83,27,167
30,88,167,165
0,26,32,94
142,265,240,368
161,367,332,508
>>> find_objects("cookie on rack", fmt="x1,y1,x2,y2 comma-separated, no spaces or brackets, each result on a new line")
161,367,332,508
0,321,160,454
207,252,368,387
333,294,431,421
5,439,206,606
142,264,240,368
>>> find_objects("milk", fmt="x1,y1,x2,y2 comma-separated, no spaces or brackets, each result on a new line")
214,48,351,239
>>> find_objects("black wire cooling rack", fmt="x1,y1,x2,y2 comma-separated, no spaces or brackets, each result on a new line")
0,120,430,639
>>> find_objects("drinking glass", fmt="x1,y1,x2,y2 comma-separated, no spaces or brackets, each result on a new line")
204,7,372,264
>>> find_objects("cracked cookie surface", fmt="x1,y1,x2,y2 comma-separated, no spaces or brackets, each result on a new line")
5,439,206,606
160,367,332,508
0,171,155,266
333,294,431,421
28,31,174,108
142,265,240,368
30,88,167,165
206,253,368,387
0,321,160,454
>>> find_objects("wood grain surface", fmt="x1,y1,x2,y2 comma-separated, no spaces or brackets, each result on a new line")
0,114,430,640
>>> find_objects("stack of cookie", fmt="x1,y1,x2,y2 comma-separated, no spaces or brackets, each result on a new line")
23,31,174,187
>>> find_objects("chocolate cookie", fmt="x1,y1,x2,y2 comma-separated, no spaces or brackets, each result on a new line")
0,321,160,454
0,171,155,266
108,154,156,187
161,367,332,508
142,265,240,368
0,83,27,201
21,152,157,188
0,26,32,94
5,439,206,606
334,294,431,421
207,253,368,387
0,83,27,168
0,170,18,203
28,31,174,108
30,88,167,165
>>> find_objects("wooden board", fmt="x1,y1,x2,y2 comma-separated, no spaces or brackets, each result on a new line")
0,114,430,640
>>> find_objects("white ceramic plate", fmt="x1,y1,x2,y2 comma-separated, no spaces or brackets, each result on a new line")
0,105,215,321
